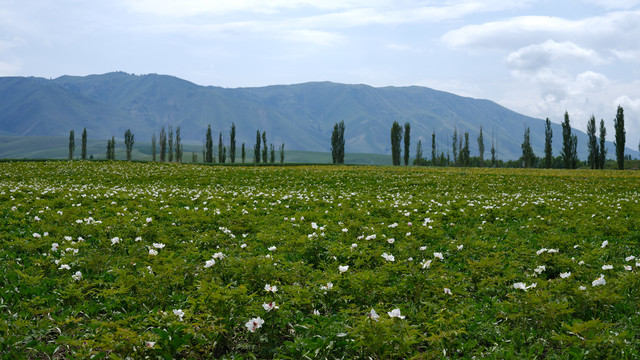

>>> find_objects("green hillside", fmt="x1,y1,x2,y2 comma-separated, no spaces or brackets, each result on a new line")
0,72,637,160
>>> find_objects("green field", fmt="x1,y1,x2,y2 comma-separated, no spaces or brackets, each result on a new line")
1,161,640,359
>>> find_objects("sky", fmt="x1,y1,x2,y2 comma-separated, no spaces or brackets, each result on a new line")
1,0,640,146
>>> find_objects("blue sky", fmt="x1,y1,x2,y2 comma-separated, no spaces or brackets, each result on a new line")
1,0,639,145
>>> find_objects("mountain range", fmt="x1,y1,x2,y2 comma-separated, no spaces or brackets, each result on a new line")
0,72,636,160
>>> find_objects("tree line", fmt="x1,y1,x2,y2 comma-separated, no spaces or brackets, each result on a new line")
400,105,633,170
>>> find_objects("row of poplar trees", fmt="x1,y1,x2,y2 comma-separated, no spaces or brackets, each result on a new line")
67,127,135,161
201,123,284,164
391,105,631,170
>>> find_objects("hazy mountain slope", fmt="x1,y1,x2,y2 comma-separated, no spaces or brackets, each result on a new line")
0,72,636,160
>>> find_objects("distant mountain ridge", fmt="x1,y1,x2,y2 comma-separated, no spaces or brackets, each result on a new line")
0,72,635,160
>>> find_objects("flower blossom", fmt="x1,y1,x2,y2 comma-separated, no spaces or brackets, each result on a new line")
601,265,613,270
245,317,264,332
264,284,278,293
444,288,452,295
381,253,395,262
433,252,443,260
513,282,536,291
268,246,277,251
601,240,608,248
421,259,432,269
152,243,165,249
173,309,185,321
72,271,82,281
111,237,120,245
59,264,71,270
51,243,59,252
387,308,405,319
592,274,606,286
368,308,380,321
338,265,349,273
262,302,279,312
148,249,158,256
320,282,333,291
559,272,571,279
204,259,216,268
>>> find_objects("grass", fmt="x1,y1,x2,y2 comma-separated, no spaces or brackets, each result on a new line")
1,161,639,358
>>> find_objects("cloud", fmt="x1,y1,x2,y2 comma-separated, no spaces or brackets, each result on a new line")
507,40,602,73
442,11,640,51
584,0,640,10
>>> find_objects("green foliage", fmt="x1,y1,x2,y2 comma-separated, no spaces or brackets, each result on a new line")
160,125,167,162
124,129,135,161
403,122,410,166
230,123,236,164
390,121,402,166
205,125,213,163
81,128,87,160
521,127,536,168
561,112,577,169
544,118,553,168
2,162,640,358
614,105,625,170
68,130,75,160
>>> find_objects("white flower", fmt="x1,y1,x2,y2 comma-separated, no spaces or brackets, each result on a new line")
381,253,395,262
246,317,264,332
457,245,463,250
146,217,153,223
72,271,82,281
592,274,606,286
387,238,395,244
560,272,571,278
342,228,348,233
34,216,40,221
579,286,587,291
173,309,185,320
513,282,536,291
387,308,405,319
204,259,216,268
145,341,156,348
262,302,279,312
444,288,452,295
111,237,120,245
268,246,277,251
338,265,349,273
135,237,142,241
152,243,165,249
419,246,427,251
311,222,318,229
33,233,41,238
547,249,558,253
578,261,585,265
421,259,432,269
320,282,333,291
58,264,71,270
368,308,380,321
212,252,225,259
534,265,546,274
64,236,72,241
350,243,357,250
264,284,278,293
624,265,632,271
602,265,613,270
625,255,635,262
148,249,158,256
601,240,608,248
536,248,547,255
241,243,247,248
51,243,59,252
433,252,443,260
313,309,320,316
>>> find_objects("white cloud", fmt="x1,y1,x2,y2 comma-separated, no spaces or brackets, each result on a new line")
584,0,640,10
507,40,602,73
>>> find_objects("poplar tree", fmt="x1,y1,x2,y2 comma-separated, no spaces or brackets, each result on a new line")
175,126,182,163
431,131,436,165
587,115,598,169
254,130,261,163
280,143,285,163
561,111,575,169
403,122,411,166
337,121,345,164
521,127,535,168
614,105,625,170
477,126,484,167
230,123,236,163
160,126,167,162
270,144,275,163
68,130,75,160
124,129,134,161
81,128,87,160
491,130,496,167
218,132,224,163
544,118,553,168
331,122,339,164
598,119,607,169
452,127,458,166
415,140,423,166
168,125,174,162
461,132,470,166
390,121,403,166
261,131,268,163
242,143,246,163
151,133,157,161
205,125,213,163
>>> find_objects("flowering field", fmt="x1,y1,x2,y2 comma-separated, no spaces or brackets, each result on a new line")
1,161,640,359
